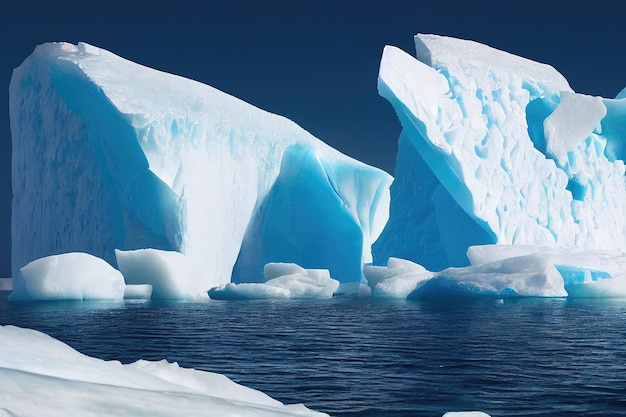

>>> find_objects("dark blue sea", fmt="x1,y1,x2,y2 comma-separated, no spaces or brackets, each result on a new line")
1,292,626,416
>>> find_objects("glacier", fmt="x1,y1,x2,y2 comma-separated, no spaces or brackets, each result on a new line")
9,42,392,299
373,34,626,271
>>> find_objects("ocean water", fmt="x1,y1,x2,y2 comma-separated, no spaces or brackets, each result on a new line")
1,292,626,416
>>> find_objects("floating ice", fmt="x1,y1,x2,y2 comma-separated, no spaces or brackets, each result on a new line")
209,262,339,300
9,42,391,292
364,257,433,298
409,253,567,300
0,325,327,416
374,35,626,271
467,244,626,298
9,252,125,301
115,249,208,300
371,245,625,300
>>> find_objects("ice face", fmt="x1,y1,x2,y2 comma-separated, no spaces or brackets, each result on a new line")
9,42,392,290
10,252,125,301
208,262,339,300
0,325,328,416
374,35,626,270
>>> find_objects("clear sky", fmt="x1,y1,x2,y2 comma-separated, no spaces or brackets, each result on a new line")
1,0,624,276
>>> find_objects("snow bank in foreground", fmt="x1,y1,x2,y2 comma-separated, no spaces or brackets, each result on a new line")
371,245,626,299
0,325,327,417
9,252,125,301
208,262,340,299
0,326,489,417
115,249,208,300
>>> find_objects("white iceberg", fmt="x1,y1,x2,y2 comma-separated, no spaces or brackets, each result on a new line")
115,248,208,300
409,253,567,300
373,34,626,271
364,257,433,298
9,42,392,295
10,252,125,301
0,325,327,416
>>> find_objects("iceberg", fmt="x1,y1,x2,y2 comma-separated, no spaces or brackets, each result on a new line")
0,325,327,416
9,42,392,294
208,262,339,299
373,35,626,271
368,245,625,300
364,257,433,298
115,248,208,300
409,253,567,300
11,252,125,301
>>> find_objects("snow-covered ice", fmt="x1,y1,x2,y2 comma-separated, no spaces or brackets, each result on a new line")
115,249,208,300
0,325,328,417
374,34,626,271
10,252,125,301
209,262,339,299
9,42,392,292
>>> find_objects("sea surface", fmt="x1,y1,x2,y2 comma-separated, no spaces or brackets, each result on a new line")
1,292,626,417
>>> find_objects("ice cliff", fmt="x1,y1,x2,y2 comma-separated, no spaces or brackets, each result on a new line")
374,34,626,271
9,42,392,298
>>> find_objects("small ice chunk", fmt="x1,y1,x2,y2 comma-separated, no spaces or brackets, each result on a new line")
11,252,125,301
115,249,208,300
208,283,290,300
209,263,339,300
365,257,433,299
443,413,491,417
544,92,607,163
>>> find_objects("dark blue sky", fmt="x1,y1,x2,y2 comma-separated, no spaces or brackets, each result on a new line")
1,0,624,276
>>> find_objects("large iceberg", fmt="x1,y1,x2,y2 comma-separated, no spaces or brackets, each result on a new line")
373,35,626,271
9,42,392,294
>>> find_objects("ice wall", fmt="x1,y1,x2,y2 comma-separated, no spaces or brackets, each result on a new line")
9,42,392,291
374,35,626,269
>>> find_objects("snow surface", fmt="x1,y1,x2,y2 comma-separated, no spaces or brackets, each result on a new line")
209,262,339,299
9,42,392,293
374,34,626,270
0,325,327,417
115,249,208,300
10,252,125,301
